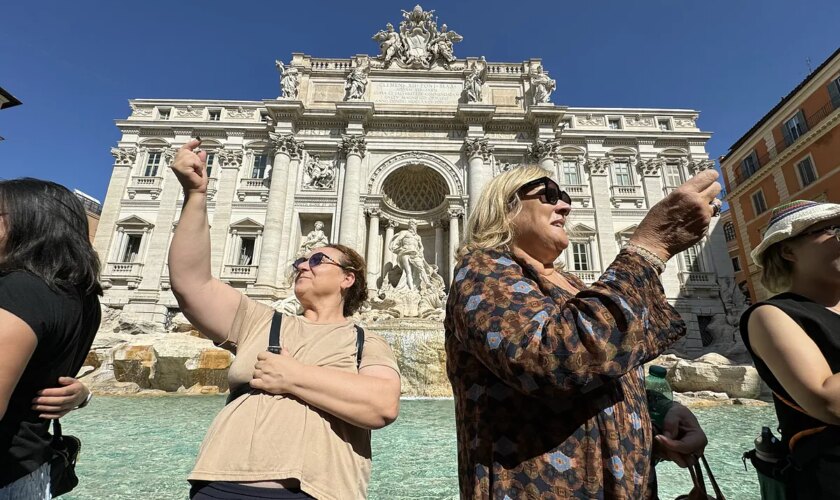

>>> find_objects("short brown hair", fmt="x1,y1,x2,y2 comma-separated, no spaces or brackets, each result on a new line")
326,244,368,316
759,242,794,293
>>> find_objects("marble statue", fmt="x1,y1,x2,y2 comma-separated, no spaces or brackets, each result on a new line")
463,59,485,103
275,60,300,100
372,23,401,65
296,221,329,258
345,59,370,100
389,219,431,291
303,155,335,190
531,66,556,104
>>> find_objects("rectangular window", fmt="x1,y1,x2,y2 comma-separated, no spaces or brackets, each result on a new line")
251,154,267,178
663,162,683,187
144,152,162,177
658,119,671,131
238,237,255,266
560,118,572,130
260,112,271,123
121,234,142,263
731,256,741,272
682,245,702,272
829,76,840,110
613,160,632,186
783,111,808,145
741,150,759,179
724,222,736,242
208,110,221,121
562,159,580,185
796,157,817,187
205,152,215,177
752,190,768,215
608,118,621,130
158,108,170,120
572,242,591,270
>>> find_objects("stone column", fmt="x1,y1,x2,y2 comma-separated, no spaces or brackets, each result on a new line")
463,138,494,217
137,147,181,294
338,135,367,248
448,207,463,281
528,139,560,177
210,149,243,276
365,208,381,290
254,133,303,293
434,221,444,272
383,218,397,266
585,156,619,270
95,147,138,274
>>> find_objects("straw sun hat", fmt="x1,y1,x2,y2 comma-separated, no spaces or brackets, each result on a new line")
750,200,840,267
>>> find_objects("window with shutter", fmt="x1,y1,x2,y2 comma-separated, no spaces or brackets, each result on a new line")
829,77,840,110
796,157,818,187
783,111,807,145
741,150,759,179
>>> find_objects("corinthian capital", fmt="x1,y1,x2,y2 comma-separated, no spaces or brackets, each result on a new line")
638,158,665,176
526,139,560,162
340,135,367,157
463,137,495,162
584,157,611,176
448,206,465,219
269,132,304,159
162,147,178,165
688,159,715,175
218,149,244,167
110,146,137,165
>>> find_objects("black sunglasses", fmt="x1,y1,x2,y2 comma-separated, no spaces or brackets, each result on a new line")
292,252,349,273
516,177,572,206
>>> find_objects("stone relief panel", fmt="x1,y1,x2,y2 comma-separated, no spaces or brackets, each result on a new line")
227,106,254,119
175,105,203,119
130,104,153,118
489,87,522,108
674,117,697,128
302,154,337,191
311,83,346,104
576,114,606,127
625,115,655,127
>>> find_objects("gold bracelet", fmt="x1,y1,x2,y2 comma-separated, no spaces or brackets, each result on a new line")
625,243,666,274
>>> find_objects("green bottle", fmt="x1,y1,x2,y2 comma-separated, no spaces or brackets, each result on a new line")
646,365,673,429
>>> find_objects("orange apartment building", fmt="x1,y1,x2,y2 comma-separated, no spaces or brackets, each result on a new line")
721,47,840,302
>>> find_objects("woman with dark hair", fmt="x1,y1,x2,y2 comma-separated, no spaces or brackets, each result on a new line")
169,140,401,500
0,178,102,498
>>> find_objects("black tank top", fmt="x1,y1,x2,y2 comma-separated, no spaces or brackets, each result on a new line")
740,292,840,447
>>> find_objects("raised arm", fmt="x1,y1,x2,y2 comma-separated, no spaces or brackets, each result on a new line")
169,139,242,344
449,249,683,397
748,305,840,425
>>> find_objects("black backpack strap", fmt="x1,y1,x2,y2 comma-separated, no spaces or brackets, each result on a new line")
227,312,283,405
354,325,365,370
268,312,283,354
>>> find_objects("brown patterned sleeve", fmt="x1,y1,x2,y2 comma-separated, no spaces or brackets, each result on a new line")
447,249,685,396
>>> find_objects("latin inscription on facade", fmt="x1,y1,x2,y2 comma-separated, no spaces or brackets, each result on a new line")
371,80,462,105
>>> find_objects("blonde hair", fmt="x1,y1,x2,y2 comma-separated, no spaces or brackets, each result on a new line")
459,165,554,257
759,242,794,293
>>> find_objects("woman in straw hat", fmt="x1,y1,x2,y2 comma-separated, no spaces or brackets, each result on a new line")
740,200,840,499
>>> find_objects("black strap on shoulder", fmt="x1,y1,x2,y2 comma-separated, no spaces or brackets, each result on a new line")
226,312,283,405
354,325,365,370
267,312,283,354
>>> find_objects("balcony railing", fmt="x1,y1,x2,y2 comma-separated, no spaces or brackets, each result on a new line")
237,178,269,201
678,271,718,289
562,184,592,207
222,265,258,282
729,99,838,191
569,270,599,283
104,262,143,277
127,176,163,199
609,184,645,208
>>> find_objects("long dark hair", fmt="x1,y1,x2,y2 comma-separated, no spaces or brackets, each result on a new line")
0,178,103,295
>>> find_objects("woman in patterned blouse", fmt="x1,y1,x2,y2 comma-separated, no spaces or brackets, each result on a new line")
445,165,720,499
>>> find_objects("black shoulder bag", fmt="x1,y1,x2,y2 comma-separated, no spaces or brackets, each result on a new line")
49,419,81,496
226,312,366,405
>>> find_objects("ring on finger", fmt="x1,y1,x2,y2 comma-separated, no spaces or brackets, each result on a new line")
710,199,722,217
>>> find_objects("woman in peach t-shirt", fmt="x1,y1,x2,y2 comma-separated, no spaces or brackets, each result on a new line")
169,140,401,500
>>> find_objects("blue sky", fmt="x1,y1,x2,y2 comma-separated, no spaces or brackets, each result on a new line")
1,1,838,202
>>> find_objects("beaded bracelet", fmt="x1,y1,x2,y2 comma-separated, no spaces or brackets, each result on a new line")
625,243,667,274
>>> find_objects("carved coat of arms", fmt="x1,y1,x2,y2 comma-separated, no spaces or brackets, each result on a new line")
372,5,463,69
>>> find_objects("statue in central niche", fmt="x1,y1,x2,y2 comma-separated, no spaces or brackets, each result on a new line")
389,219,431,291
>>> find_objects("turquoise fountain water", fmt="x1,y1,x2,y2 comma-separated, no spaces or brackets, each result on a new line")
62,397,772,499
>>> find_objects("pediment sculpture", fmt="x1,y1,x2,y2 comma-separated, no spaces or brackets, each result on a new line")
372,5,463,69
